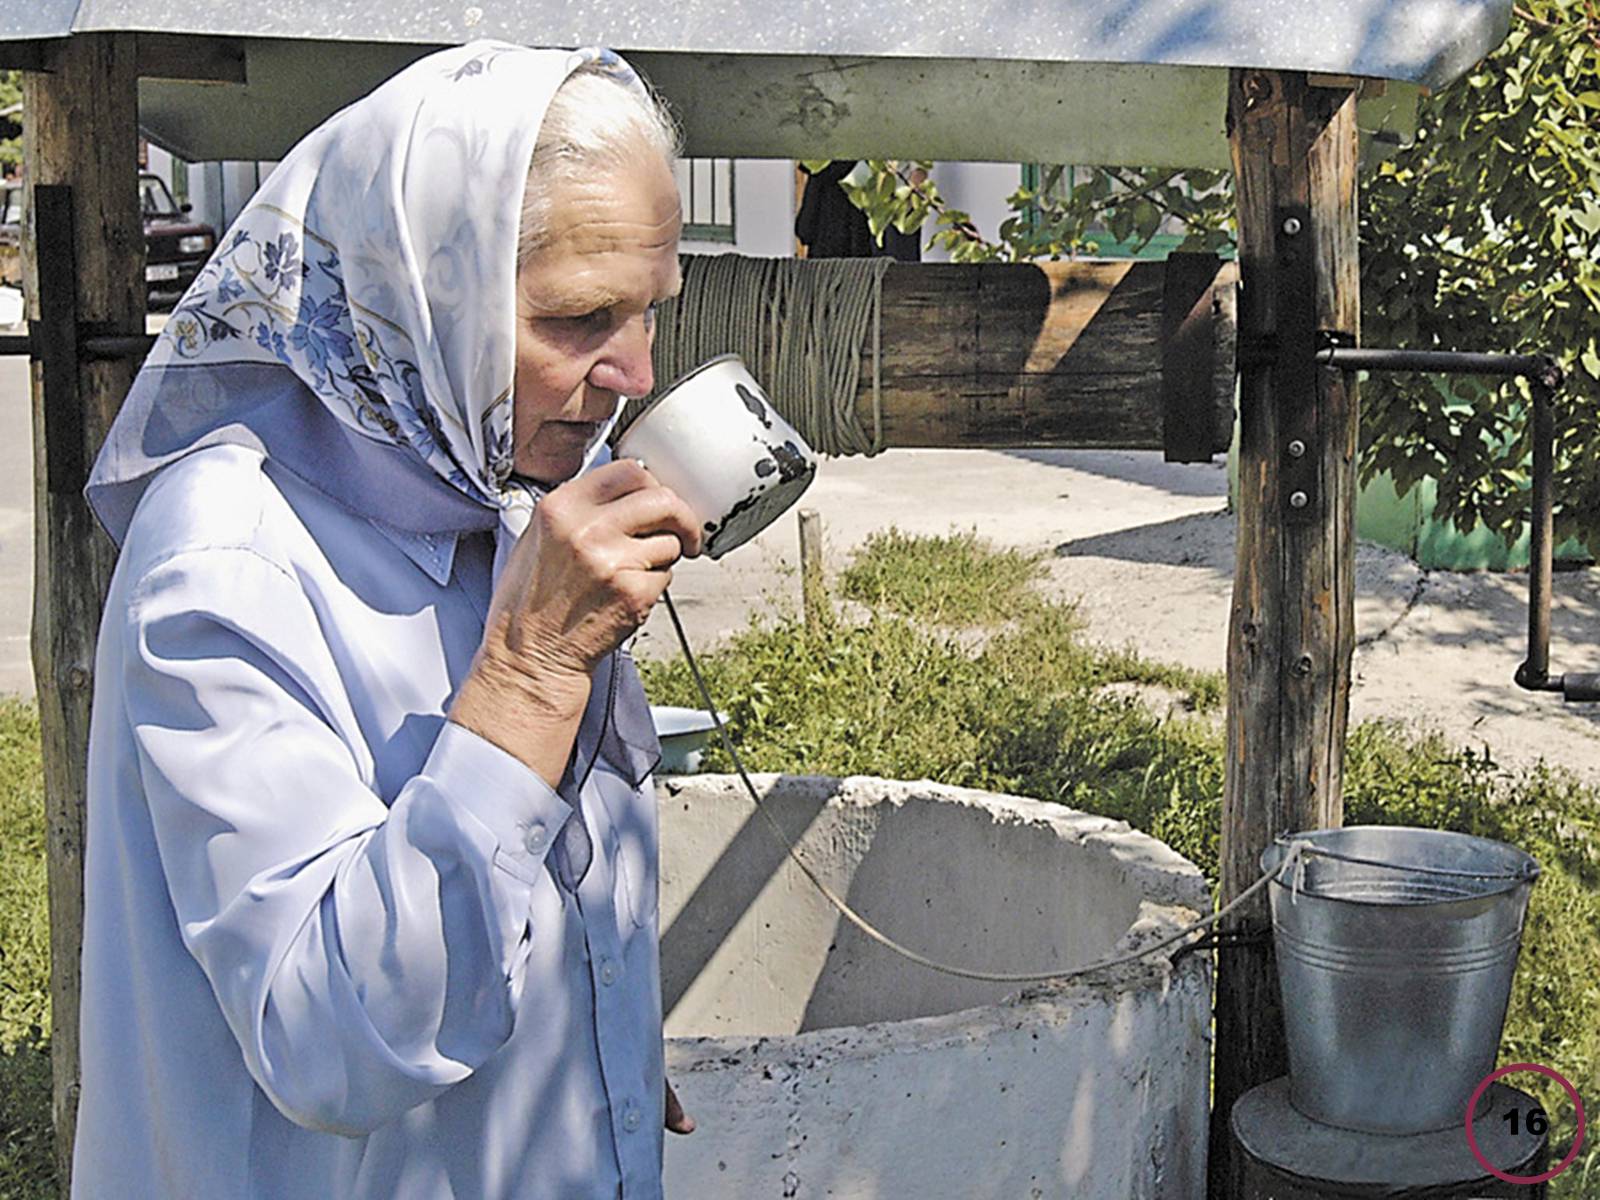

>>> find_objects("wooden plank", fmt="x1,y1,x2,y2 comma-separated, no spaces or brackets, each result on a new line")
1209,69,1360,1198
853,258,1235,453
22,33,145,1193
1161,252,1223,462
0,39,66,72
0,32,247,80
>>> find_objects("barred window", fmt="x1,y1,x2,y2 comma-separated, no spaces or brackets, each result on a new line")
675,158,735,243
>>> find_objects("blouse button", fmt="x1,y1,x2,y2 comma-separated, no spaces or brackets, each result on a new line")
599,958,619,987
622,1105,642,1133
523,823,548,854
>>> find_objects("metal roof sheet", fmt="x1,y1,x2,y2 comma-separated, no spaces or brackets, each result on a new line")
3,1,1511,165
52,0,1510,87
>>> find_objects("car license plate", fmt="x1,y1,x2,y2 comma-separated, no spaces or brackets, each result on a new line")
145,263,180,282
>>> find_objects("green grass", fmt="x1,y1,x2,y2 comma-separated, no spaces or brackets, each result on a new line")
837,527,1048,626
0,697,54,1199
4,529,1598,1195
0,1039,53,1200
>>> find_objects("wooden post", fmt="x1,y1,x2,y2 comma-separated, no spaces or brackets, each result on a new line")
23,33,145,1193
798,508,825,630
1210,69,1360,1197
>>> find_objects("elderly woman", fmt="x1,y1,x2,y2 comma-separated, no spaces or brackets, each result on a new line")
75,42,697,1199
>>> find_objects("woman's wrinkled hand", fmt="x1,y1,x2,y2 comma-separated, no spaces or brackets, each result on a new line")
487,458,701,677
450,459,701,783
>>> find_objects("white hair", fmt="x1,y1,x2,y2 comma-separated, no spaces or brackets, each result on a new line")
518,66,682,263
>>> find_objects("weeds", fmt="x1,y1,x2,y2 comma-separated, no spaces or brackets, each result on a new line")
837,527,1047,625
0,697,52,1198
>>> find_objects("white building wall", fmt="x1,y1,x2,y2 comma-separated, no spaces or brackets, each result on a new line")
163,157,1020,262
151,155,795,254
918,161,1023,262
144,144,175,191
679,158,796,259
185,161,277,237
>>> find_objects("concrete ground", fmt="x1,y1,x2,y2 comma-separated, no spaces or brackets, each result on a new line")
2,329,1596,780
636,447,1600,783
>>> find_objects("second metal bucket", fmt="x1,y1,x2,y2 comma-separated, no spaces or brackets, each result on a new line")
1260,826,1539,1135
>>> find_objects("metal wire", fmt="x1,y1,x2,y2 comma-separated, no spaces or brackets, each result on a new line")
660,588,1290,984
1272,837,1538,883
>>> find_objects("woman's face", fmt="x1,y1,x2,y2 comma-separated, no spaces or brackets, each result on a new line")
512,155,683,485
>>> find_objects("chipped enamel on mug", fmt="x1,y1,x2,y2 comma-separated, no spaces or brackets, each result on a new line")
615,354,818,560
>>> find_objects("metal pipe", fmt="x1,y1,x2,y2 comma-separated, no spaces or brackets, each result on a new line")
1320,344,1580,699
0,332,157,360
1318,346,1550,377
1515,376,1561,693
80,334,157,361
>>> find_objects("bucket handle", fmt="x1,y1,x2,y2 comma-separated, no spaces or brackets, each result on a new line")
1272,836,1541,885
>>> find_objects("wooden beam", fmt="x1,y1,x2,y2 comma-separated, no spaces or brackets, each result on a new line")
23,33,145,1193
1162,251,1228,463
852,257,1236,453
136,33,248,84
0,33,247,81
1210,69,1360,1197
0,39,67,72
798,508,825,631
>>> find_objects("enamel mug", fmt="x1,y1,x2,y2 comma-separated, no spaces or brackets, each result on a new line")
614,354,818,560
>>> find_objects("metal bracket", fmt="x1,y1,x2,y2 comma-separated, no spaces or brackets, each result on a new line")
1170,927,1271,966
1274,205,1320,524
34,185,88,499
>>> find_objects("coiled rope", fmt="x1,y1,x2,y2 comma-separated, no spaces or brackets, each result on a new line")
662,589,1298,985
628,255,892,457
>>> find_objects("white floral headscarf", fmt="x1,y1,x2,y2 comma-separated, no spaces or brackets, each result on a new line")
88,41,648,570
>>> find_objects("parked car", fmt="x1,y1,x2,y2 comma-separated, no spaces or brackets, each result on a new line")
0,183,21,290
0,172,218,308
138,172,217,308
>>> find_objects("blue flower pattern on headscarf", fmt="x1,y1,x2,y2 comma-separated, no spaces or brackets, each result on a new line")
262,233,300,284
289,294,356,384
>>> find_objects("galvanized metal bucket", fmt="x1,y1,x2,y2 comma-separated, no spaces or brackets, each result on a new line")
1260,826,1539,1135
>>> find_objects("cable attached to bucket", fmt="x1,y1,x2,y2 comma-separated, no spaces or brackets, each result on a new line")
660,588,1303,985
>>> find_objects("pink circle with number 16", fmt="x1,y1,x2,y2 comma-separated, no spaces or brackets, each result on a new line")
1464,1062,1586,1185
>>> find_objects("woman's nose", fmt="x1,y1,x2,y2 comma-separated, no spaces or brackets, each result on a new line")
588,315,655,398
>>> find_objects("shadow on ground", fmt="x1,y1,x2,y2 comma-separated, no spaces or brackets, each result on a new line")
1002,447,1230,499
1053,509,1234,571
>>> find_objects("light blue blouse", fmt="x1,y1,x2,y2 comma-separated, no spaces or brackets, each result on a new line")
74,444,665,1199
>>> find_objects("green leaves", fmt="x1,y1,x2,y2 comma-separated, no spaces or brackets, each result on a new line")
1361,0,1600,552
0,71,20,171
838,160,1235,264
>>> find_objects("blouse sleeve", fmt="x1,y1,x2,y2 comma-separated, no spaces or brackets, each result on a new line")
120,543,571,1137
